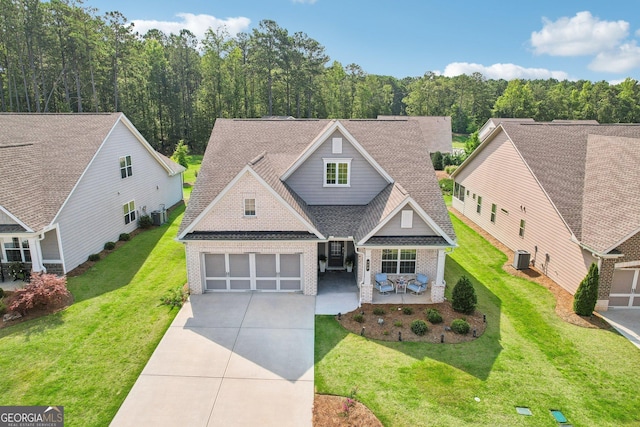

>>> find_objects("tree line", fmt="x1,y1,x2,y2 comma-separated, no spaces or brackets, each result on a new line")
2,0,640,154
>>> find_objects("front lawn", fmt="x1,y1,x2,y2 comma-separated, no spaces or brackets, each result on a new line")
315,214,640,426
0,206,187,426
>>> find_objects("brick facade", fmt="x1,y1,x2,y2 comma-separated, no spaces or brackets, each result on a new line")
185,240,317,295
598,231,640,307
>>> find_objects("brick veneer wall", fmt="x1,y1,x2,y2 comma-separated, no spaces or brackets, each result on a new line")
599,231,640,301
185,240,317,295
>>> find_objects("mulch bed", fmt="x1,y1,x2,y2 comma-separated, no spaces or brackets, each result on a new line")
1,289,74,330
313,394,383,427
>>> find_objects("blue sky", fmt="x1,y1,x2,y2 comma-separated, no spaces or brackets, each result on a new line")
88,0,640,83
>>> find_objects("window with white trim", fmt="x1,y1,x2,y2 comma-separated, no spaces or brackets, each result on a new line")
120,155,132,178
476,196,482,214
454,182,465,201
401,210,413,228
323,158,351,186
244,198,256,217
3,237,31,262
381,249,416,274
519,219,526,238
123,201,136,224
491,204,497,223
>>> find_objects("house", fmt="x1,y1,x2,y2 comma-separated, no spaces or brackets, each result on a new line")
0,113,185,278
178,117,456,303
452,120,640,310
377,116,453,153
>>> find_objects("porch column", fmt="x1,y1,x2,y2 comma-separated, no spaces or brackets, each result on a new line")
431,249,447,303
361,249,373,303
28,237,46,273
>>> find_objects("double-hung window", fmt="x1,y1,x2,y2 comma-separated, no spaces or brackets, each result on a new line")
244,198,256,217
3,238,31,262
381,249,417,274
324,158,351,186
476,196,482,214
120,155,132,178
491,204,497,223
519,219,526,238
124,201,136,224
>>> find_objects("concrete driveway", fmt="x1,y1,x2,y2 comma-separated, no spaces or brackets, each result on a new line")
599,309,640,350
110,293,316,427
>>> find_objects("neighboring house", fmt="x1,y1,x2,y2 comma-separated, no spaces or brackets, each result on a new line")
178,117,456,304
377,116,453,153
452,120,640,310
0,113,185,278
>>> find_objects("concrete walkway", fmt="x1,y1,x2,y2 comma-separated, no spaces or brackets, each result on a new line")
110,293,316,427
599,309,640,350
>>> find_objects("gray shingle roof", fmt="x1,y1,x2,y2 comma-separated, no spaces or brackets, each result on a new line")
499,122,640,253
180,118,455,243
0,113,122,231
182,231,317,240
363,236,450,246
377,116,453,153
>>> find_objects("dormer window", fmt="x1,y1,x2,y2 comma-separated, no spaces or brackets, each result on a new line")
120,155,132,178
324,158,351,187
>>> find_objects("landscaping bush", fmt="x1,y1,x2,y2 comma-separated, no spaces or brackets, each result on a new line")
451,318,470,334
410,319,428,336
393,320,403,327
430,151,444,170
353,313,365,323
445,165,458,175
104,241,116,250
171,140,189,169
7,273,70,315
88,253,100,262
452,275,477,314
118,233,130,241
0,298,6,315
574,263,599,316
402,307,414,315
0,288,4,298
138,215,153,229
159,286,189,309
8,261,26,281
426,308,443,324
372,307,386,315
439,178,453,195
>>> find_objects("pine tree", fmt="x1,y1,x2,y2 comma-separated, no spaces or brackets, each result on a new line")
452,276,477,314
573,263,599,316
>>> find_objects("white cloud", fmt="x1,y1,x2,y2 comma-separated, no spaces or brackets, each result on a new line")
531,11,628,56
443,62,571,81
589,41,640,73
132,13,250,40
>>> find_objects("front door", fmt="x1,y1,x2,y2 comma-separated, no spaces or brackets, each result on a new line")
328,241,344,268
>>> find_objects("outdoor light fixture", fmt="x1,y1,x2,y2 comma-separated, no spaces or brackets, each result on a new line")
366,259,370,271
440,334,444,343
483,314,486,323
473,329,477,337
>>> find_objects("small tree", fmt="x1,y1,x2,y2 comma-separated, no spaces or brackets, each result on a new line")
8,273,70,315
171,140,189,169
452,275,477,314
573,263,599,316
430,151,443,170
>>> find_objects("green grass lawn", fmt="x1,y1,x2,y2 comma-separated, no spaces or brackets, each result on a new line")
0,206,187,426
315,214,640,426
452,134,468,150
182,154,203,200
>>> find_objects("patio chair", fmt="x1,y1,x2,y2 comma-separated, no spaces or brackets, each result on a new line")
407,273,428,295
375,273,395,295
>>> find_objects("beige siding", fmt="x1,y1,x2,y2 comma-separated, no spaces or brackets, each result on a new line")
56,121,183,272
374,207,437,237
185,240,317,295
454,131,593,295
193,171,309,232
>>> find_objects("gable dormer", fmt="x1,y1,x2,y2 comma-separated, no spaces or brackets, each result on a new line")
282,121,391,205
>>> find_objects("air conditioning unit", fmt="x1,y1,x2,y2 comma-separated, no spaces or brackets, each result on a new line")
151,210,163,226
513,250,530,270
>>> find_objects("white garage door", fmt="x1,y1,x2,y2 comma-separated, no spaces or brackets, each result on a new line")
203,253,302,291
609,268,640,307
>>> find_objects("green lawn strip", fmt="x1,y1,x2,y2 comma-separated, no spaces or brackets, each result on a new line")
182,154,202,201
315,211,640,426
0,206,187,426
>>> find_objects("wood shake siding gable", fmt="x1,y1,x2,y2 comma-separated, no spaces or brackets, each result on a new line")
454,129,593,294
55,121,183,271
285,130,388,205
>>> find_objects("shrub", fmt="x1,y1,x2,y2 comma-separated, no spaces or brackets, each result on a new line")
430,151,444,170
0,298,6,315
138,215,153,229
402,307,414,315
0,288,4,298
118,233,130,242
393,320,403,327
445,165,458,175
88,253,100,262
7,273,70,315
353,313,364,323
171,140,189,169
451,318,470,334
410,319,428,336
573,263,599,316
452,275,477,314
104,241,116,250
160,286,189,309
372,307,386,315
426,308,443,324
439,178,453,195
8,261,26,281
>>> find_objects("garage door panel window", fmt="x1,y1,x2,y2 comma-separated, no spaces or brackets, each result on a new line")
611,269,634,293
204,253,302,291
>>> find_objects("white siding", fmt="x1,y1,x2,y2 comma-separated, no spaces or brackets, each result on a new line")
375,207,437,237
285,130,388,205
454,131,594,294
40,228,61,260
56,120,183,272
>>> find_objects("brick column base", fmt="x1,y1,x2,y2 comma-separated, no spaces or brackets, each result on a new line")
361,283,373,303
431,280,446,303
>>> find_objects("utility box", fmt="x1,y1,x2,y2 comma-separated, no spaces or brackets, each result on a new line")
151,210,163,226
513,250,530,270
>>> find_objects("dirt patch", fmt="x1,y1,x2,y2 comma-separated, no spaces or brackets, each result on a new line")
450,208,611,330
337,302,485,343
435,170,450,180
313,394,383,427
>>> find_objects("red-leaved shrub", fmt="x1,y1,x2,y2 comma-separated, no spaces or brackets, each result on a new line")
8,273,70,315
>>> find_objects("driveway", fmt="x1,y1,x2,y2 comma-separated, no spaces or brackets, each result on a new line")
110,293,316,427
599,309,640,350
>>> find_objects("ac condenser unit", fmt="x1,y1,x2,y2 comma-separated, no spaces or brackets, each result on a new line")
513,250,530,270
